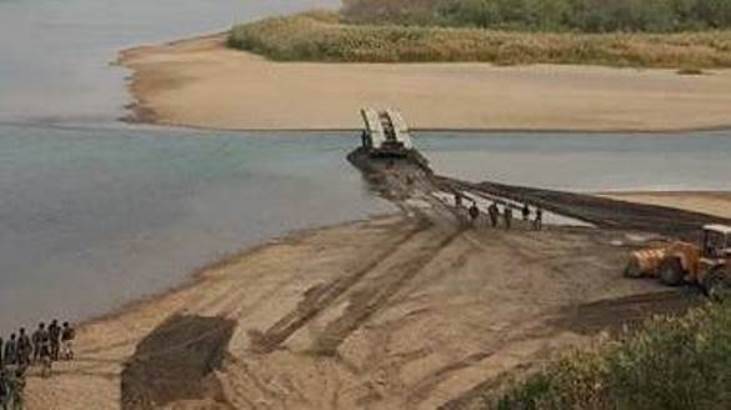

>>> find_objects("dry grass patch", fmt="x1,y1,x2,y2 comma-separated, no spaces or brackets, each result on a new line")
228,12,731,68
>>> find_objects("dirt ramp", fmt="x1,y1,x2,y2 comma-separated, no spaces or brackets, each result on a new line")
446,178,731,238
121,314,236,409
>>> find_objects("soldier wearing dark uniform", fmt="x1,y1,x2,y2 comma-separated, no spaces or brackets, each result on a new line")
61,322,75,360
36,323,51,378
0,337,3,369
3,336,15,369
37,325,49,359
504,207,513,230
10,368,24,409
49,320,61,361
468,202,480,226
488,202,499,228
522,203,530,221
533,207,543,231
31,326,40,365
0,369,8,410
15,330,30,368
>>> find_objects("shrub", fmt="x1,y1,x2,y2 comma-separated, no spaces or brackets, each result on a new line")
494,302,731,410
343,0,731,33
228,13,731,67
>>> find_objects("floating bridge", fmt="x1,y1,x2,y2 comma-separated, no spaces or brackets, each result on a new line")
360,108,414,156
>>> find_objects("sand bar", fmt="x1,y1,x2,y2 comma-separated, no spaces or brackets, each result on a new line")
119,34,731,132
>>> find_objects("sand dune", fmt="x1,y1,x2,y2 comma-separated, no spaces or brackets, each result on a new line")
119,34,731,132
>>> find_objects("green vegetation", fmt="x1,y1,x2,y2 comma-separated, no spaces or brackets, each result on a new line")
492,302,731,410
228,12,731,67
343,0,731,33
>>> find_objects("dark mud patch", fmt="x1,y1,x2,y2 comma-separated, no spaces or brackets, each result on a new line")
121,314,236,409
549,290,704,335
438,291,704,410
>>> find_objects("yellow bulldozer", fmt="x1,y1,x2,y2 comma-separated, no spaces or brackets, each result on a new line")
625,224,731,300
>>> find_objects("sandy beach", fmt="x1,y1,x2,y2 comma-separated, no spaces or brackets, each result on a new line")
25,187,730,409
119,34,731,132
23,215,669,410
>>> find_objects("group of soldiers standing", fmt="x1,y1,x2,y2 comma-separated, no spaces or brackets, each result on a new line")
0,320,75,409
457,193,543,231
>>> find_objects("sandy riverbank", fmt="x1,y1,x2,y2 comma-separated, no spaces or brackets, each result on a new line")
119,33,731,132
26,187,731,409
602,191,731,219
24,215,671,410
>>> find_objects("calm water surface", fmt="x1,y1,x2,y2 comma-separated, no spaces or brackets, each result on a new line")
0,0,339,123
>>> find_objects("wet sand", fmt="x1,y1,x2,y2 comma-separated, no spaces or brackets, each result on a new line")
119,34,731,132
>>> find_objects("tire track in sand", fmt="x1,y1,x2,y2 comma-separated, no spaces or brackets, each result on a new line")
311,229,462,356
250,222,433,353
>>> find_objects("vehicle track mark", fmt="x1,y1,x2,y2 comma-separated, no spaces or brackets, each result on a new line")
311,230,462,356
250,222,432,353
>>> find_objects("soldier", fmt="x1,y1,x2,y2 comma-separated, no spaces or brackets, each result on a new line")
504,207,513,230
14,330,29,368
61,322,75,361
49,320,61,361
36,324,51,378
10,368,24,410
468,202,480,226
454,192,463,208
0,337,4,369
522,203,530,221
488,202,499,228
30,326,40,365
533,207,543,231
3,336,15,369
0,369,8,410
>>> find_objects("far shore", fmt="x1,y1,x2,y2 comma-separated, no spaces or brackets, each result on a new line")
119,33,731,132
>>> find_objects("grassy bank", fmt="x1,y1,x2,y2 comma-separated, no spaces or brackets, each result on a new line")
343,0,731,33
228,12,731,67
492,301,731,410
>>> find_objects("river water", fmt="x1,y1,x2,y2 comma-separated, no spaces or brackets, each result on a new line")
1,0,730,330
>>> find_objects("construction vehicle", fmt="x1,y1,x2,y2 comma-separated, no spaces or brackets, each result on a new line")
625,224,731,300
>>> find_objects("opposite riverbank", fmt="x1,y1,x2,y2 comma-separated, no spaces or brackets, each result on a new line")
119,33,731,132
